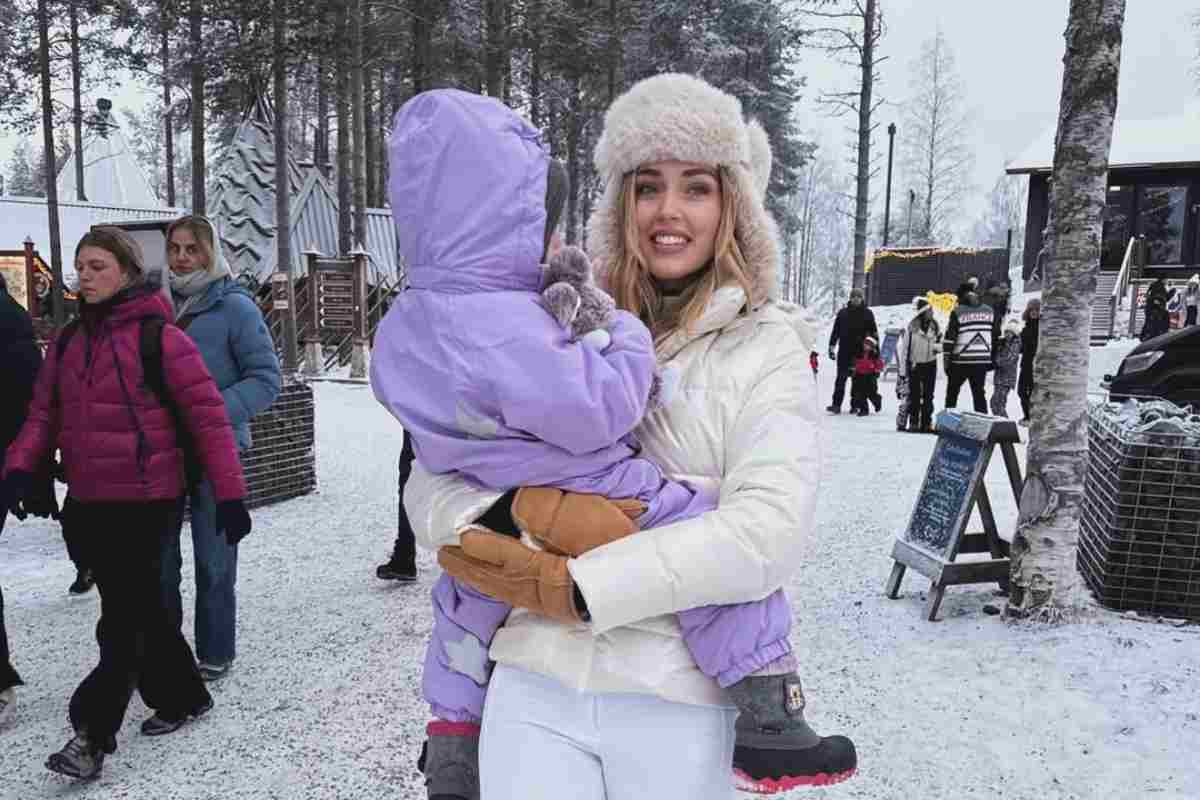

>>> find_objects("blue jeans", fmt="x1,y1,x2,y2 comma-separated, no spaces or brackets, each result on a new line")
161,479,238,666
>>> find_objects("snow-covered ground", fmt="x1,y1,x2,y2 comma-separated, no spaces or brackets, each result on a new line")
3,328,1197,800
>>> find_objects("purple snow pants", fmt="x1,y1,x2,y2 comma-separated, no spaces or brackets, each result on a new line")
424,486,794,723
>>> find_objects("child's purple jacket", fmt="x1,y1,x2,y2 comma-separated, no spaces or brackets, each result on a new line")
370,90,669,507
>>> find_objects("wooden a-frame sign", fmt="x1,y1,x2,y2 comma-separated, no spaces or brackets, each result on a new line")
885,410,1023,620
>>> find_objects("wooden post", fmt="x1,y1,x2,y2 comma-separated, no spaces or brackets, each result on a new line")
270,271,299,375
304,248,323,375
22,237,38,316
349,244,369,379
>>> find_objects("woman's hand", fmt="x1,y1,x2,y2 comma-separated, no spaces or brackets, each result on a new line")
438,528,586,624
512,487,643,556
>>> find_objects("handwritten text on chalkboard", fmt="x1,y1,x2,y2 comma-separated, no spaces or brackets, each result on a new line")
903,433,984,558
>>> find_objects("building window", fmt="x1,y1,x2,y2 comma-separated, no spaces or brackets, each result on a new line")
1136,185,1187,264
1101,185,1133,267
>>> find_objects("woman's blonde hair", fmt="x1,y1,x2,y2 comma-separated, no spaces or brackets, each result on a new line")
165,215,217,274
607,165,755,342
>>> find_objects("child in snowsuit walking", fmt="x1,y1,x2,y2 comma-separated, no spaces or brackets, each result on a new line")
850,336,884,416
370,89,853,800
990,318,1021,418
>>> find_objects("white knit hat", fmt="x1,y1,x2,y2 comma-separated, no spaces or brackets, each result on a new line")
587,73,782,309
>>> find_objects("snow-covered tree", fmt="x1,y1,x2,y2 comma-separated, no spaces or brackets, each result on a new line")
901,29,974,245
972,173,1027,281
6,140,40,196
1009,0,1126,622
799,0,885,292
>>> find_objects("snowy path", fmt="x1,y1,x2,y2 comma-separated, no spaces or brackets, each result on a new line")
3,357,1198,799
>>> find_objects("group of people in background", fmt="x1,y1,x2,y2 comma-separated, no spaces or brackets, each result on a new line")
1140,273,1200,341
0,219,280,779
826,276,1042,431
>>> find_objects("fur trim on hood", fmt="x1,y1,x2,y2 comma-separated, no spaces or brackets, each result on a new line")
587,73,782,311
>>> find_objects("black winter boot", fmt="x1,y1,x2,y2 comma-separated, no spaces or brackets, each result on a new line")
418,734,479,800
728,674,857,794
68,568,95,595
45,729,114,779
141,697,213,736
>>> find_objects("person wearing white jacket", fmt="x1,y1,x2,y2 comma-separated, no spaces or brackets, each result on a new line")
402,74,855,800
895,296,942,433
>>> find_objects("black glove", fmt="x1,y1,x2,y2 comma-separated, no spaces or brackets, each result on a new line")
216,500,252,545
1,471,34,521
24,471,60,520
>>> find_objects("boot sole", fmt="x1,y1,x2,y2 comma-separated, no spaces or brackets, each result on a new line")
733,766,856,794
45,754,102,780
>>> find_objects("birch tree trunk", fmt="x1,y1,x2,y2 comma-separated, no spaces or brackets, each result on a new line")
1008,0,1126,621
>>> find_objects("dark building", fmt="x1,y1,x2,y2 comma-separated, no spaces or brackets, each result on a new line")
1007,107,1200,287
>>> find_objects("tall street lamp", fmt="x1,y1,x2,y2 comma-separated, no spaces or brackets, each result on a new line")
883,122,896,246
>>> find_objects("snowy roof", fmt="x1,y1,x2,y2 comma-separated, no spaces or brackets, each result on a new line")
56,99,161,206
0,194,186,283
209,97,400,285
1006,103,1200,174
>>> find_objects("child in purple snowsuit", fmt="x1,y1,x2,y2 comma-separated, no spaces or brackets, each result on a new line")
370,90,802,798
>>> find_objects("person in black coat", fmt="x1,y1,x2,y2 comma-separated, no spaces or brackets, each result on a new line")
826,287,878,414
1139,277,1172,341
0,275,58,723
1017,299,1041,425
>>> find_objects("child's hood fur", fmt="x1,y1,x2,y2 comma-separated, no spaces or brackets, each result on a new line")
586,73,782,313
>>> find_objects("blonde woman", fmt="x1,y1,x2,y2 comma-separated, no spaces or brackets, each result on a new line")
160,216,280,684
400,75,856,799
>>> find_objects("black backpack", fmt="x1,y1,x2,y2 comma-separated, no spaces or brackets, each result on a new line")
54,314,201,482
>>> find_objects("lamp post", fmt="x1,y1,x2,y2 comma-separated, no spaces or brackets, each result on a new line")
883,122,896,246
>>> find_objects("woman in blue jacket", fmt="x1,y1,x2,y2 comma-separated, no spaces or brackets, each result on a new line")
161,215,281,684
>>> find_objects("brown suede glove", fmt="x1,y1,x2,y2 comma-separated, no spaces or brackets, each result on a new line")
438,527,584,624
512,487,644,557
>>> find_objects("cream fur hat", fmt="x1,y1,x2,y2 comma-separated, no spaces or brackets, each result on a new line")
587,73,781,308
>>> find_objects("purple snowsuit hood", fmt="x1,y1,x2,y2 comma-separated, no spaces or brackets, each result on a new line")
372,90,660,493
389,89,548,295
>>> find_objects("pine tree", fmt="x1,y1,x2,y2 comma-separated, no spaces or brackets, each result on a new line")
6,140,40,196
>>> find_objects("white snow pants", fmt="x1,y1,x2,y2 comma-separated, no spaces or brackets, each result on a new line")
479,664,738,800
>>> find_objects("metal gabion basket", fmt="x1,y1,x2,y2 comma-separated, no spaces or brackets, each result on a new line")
1078,401,1200,620
241,379,317,510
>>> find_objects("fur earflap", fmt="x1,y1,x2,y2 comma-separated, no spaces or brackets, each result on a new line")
745,119,773,198
587,74,782,312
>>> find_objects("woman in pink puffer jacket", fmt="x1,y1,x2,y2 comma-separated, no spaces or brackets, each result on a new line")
1,227,249,780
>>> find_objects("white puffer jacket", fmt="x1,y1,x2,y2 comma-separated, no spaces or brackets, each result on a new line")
404,285,821,708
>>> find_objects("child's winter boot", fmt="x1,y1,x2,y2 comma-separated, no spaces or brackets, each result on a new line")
728,673,857,794
418,723,480,800
45,728,114,779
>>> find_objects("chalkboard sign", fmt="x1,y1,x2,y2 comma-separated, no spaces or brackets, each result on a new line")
880,327,901,379
903,432,985,558
885,410,1024,620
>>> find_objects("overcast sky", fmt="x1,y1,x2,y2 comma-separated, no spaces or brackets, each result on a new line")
2,0,1196,236
795,0,1198,234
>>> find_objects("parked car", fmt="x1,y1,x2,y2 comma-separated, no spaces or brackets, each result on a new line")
1103,325,1200,407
